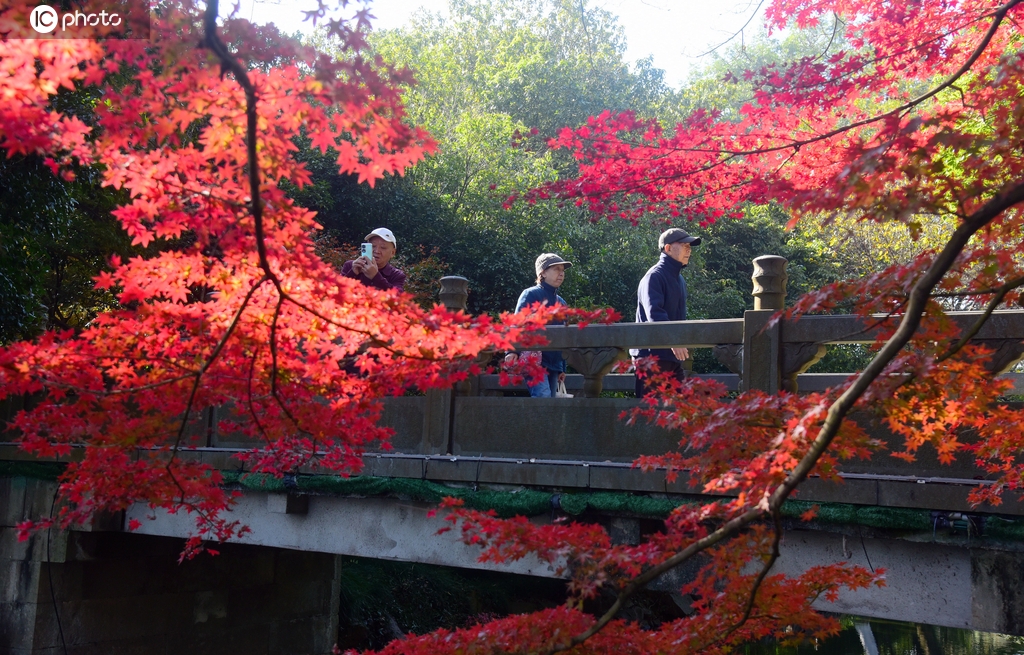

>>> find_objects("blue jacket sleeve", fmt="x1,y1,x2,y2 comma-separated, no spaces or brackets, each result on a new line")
679,275,687,321
514,288,533,313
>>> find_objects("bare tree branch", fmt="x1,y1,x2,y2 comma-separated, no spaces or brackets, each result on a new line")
938,274,1024,362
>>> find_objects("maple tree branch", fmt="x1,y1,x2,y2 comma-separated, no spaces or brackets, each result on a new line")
804,306,906,348
761,10,992,99
712,512,783,649
746,0,1021,156
581,0,1022,166
938,274,1024,363
931,279,1024,297
547,505,761,654
278,292,484,363
202,0,274,283
38,375,195,397
768,179,1024,510
245,342,273,446
694,0,767,58
266,295,308,441
808,13,842,65
550,179,1024,655
168,276,269,463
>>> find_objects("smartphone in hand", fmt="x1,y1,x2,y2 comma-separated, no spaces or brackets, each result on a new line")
360,242,374,259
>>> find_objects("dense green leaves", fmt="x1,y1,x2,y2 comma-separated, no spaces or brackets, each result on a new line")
0,155,131,342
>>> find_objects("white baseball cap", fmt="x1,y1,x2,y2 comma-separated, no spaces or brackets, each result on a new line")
364,227,397,246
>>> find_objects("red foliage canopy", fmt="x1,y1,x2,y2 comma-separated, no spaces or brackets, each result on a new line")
3,0,1024,652
0,0,598,556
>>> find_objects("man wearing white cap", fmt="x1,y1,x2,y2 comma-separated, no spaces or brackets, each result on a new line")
341,227,407,292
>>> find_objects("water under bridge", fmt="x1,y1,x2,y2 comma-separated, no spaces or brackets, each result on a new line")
4,257,1024,654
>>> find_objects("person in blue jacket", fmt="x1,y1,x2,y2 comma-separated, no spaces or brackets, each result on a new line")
633,228,702,398
505,253,573,397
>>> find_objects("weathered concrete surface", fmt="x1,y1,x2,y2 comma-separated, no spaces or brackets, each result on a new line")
781,310,1024,344
127,492,561,579
1,477,344,655
124,488,1024,636
3,532,342,655
771,529,1024,635
972,549,1024,635
541,319,743,350
451,397,677,462
0,476,64,655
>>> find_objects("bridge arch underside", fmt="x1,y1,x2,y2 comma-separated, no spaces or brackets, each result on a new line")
5,446,1024,646
125,472,1024,636
5,393,1024,649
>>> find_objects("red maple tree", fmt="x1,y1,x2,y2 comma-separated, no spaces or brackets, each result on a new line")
0,0,587,556
2,0,1023,652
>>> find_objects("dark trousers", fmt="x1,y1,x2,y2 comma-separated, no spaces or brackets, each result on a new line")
635,359,688,399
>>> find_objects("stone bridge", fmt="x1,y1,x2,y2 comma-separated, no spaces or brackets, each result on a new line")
4,257,1024,654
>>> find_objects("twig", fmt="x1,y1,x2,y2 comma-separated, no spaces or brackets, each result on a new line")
694,0,767,58
938,274,1024,362
580,0,1022,162
711,511,783,648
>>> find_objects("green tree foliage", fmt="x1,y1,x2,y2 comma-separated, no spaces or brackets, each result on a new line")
0,155,131,342
686,205,844,321
301,0,673,316
673,15,849,123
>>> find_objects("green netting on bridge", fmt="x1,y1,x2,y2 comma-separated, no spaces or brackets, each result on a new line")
219,470,1015,536
781,500,933,531
5,461,1024,540
0,460,64,481
985,516,1024,541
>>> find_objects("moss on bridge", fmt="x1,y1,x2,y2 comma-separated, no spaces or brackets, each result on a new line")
4,460,1024,541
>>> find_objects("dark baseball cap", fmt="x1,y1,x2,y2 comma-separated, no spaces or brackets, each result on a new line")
658,228,702,249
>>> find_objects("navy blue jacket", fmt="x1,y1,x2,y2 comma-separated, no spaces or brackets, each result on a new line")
634,253,687,362
515,281,567,373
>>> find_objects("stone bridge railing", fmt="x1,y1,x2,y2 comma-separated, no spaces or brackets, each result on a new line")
441,255,1024,398
4,256,1024,516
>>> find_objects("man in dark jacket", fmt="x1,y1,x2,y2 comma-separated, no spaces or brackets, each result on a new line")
633,228,701,398
341,228,407,292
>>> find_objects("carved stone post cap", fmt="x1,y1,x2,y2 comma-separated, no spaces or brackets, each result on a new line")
439,276,469,311
752,255,788,311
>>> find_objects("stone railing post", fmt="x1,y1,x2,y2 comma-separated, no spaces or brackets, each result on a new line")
752,255,788,311
431,276,473,452
437,275,489,399
439,276,469,311
741,257,784,393
742,255,826,393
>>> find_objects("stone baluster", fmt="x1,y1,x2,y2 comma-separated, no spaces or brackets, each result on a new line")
563,347,628,398
742,256,825,393
437,276,491,396
438,276,469,311
752,255,788,311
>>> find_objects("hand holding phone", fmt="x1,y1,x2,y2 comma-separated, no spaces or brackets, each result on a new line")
360,242,374,260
